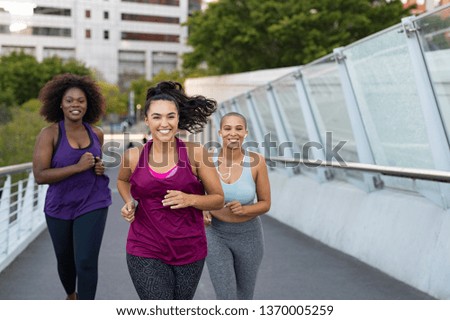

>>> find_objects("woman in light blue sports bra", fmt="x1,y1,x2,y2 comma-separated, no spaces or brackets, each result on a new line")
204,112,271,300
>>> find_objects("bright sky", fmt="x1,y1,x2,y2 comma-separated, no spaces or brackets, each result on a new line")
0,1,36,32
0,1,36,16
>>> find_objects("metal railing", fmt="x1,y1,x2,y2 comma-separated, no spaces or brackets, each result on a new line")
269,156,450,183
0,162,47,273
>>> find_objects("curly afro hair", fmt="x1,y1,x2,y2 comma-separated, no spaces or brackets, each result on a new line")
39,73,105,123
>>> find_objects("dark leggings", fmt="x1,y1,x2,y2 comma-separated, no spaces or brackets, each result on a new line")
127,253,205,300
45,208,108,300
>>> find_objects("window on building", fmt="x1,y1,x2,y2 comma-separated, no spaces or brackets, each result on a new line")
121,13,179,24
121,0,179,6
32,27,71,37
152,51,177,76
1,46,36,56
85,10,91,18
104,11,109,19
104,30,109,40
0,25,10,34
43,47,76,61
86,29,91,39
34,7,71,16
118,50,146,90
121,32,178,42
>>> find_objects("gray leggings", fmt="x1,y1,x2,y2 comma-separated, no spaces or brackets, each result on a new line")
206,217,264,300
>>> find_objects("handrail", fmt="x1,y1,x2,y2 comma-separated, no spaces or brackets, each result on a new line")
0,163,32,177
3,159,450,183
269,156,450,183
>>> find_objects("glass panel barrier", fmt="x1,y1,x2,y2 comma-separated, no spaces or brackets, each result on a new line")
250,87,280,159
415,6,450,141
301,56,363,182
343,26,439,195
270,74,317,175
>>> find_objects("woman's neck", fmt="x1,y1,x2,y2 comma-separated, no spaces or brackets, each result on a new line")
150,138,177,166
64,119,84,131
220,147,244,166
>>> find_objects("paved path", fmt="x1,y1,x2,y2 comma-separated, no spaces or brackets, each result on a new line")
0,167,433,300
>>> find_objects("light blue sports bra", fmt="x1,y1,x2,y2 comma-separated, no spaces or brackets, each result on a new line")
214,154,256,205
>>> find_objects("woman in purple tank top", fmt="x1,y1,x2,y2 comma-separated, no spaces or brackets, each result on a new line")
117,81,224,300
33,74,112,300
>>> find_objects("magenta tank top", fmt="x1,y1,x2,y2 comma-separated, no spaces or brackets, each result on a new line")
44,121,111,220
127,138,207,265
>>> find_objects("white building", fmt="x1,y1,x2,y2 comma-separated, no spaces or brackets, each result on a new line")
0,0,201,86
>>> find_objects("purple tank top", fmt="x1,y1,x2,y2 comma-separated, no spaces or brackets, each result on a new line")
44,121,111,220
127,138,207,265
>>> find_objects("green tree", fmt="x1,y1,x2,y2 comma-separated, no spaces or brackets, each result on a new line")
184,0,412,74
0,52,91,107
0,106,46,166
98,81,128,115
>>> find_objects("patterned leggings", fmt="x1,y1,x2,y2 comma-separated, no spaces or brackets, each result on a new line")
126,254,205,300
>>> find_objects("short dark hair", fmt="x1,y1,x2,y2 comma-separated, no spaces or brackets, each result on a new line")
220,112,247,129
39,73,105,123
144,81,217,133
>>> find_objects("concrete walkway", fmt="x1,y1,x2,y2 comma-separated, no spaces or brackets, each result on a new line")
0,167,433,300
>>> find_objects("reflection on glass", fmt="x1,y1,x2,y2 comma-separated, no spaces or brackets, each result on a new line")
250,87,279,158
271,75,307,151
271,74,320,175
415,6,450,141
250,87,279,142
343,27,440,195
302,58,359,163
344,28,434,169
301,57,362,181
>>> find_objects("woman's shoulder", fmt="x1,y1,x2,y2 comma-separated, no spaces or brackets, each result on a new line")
38,123,58,138
89,124,104,136
247,150,264,162
127,145,144,159
246,151,267,169
181,140,211,166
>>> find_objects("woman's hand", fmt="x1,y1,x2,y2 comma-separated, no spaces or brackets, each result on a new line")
77,152,96,172
226,201,246,216
162,190,193,209
94,157,105,175
121,201,136,223
203,211,212,227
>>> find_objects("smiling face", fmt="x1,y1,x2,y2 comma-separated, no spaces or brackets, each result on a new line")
61,87,87,122
145,99,179,142
219,115,248,150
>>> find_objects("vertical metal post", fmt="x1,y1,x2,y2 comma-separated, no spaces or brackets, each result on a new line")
402,16,450,208
293,69,331,182
266,84,294,161
333,48,382,191
0,175,11,256
246,93,267,155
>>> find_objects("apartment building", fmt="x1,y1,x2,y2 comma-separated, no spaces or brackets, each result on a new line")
0,0,201,87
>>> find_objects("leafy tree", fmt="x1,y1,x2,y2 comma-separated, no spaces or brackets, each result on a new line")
98,81,128,116
0,105,46,166
184,0,413,74
0,52,91,107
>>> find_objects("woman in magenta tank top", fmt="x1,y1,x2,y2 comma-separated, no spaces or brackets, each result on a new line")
117,81,224,300
33,74,111,300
